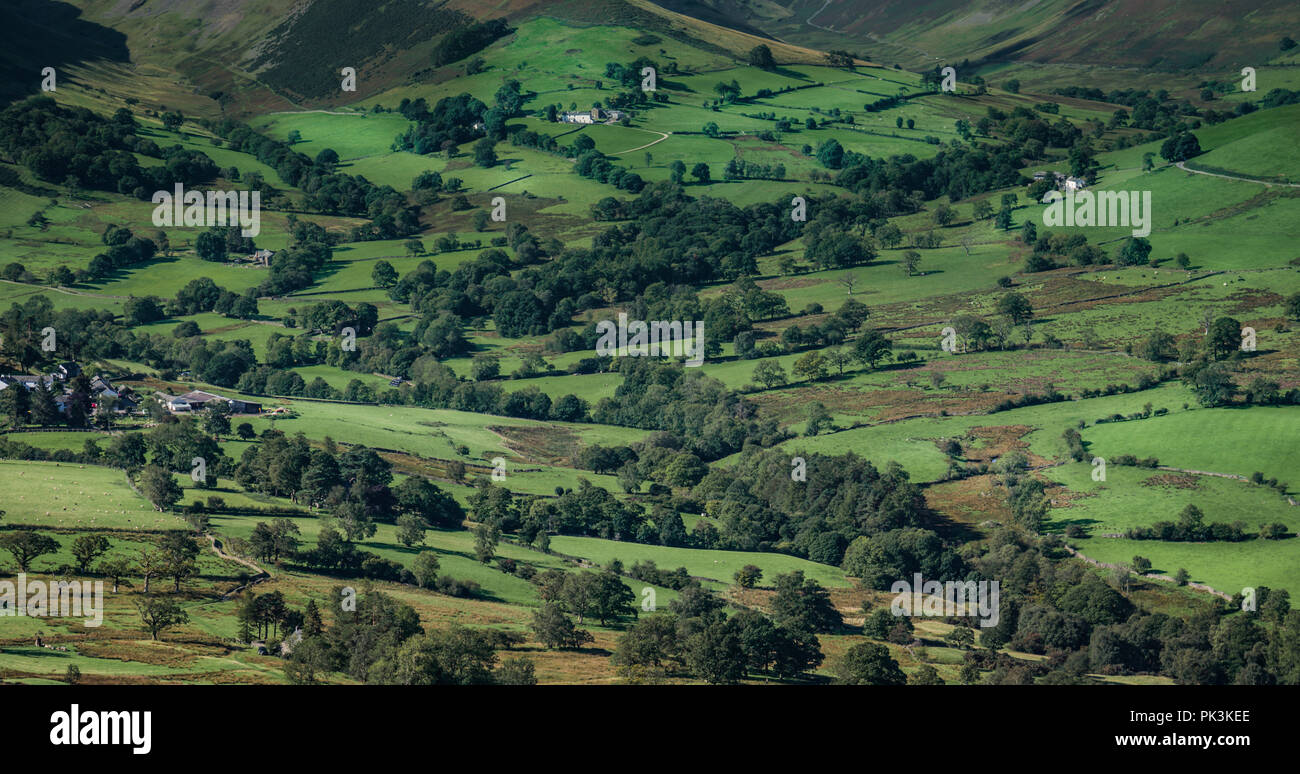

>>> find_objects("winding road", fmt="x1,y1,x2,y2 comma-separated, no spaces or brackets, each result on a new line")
209,535,266,577
610,129,671,156
1175,161,1300,188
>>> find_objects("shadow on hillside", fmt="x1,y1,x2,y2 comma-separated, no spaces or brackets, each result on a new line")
1043,516,1101,534
82,254,181,288
770,66,813,81
924,508,984,545
0,0,130,103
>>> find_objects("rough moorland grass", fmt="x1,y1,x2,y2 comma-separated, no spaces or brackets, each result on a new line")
220,400,642,496
744,383,1201,482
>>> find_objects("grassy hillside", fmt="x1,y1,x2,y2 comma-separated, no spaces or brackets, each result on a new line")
1,2,1297,688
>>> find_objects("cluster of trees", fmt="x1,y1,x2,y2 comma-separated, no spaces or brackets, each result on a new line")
0,97,217,198
1160,131,1203,162
963,528,1300,685
86,417,467,584
215,435,465,584
284,589,535,684
864,93,910,113
0,296,120,370
289,538,1294,686
194,225,256,263
470,479,648,543
207,120,418,238
431,18,511,67
603,57,660,89
494,185,802,330
627,560,699,590
235,589,304,642
1162,314,1300,407
0,529,202,602
746,296,869,360
1051,86,1203,132
378,187,804,357
588,358,784,461
574,149,645,193
232,432,461,526
937,310,1034,354
582,440,709,496
801,219,877,271
841,526,964,588
534,567,637,628
994,453,1051,532
982,104,1084,158
2,98,417,247
3,229,159,288
1126,504,1256,542
261,223,335,296
85,226,159,281
751,333,895,391
1126,315,1300,409
599,56,669,111
394,93,487,155
612,574,836,683
1022,227,1111,272
687,448,929,564
510,124,567,157
829,142,1026,203
722,157,786,181
130,327,258,388
154,275,261,320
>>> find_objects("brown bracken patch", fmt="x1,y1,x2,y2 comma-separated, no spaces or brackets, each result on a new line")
488,424,580,464
1141,473,1201,490
757,276,823,291
74,639,226,667
923,475,1010,528
960,425,1049,466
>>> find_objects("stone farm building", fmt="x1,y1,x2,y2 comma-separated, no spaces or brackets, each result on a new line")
155,389,261,415
1033,170,1089,201
557,107,626,125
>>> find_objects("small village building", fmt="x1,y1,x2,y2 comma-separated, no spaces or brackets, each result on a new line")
559,110,596,124
157,389,260,415
557,107,626,125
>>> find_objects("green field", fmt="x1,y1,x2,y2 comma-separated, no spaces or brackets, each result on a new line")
1,4,1298,688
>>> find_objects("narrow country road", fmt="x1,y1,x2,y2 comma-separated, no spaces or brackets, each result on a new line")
267,109,365,117
209,534,266,577
610,130,670,156
1175,161,1300,187
806,0,835,31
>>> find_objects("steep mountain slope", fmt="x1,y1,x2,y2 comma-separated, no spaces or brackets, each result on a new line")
0,0,131,102
4,0,839,116
655,0,1299,71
